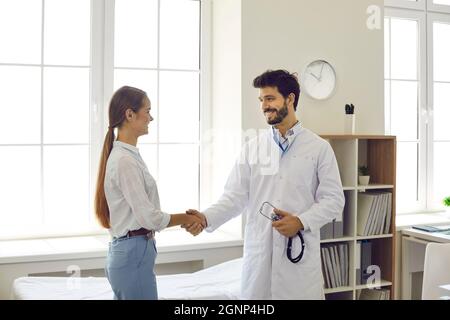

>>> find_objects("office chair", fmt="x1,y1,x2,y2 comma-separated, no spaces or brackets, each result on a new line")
422,242,450,300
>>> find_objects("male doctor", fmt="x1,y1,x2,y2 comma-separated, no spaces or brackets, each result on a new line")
185,69,345,299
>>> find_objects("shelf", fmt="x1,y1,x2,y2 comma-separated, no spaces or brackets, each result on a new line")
356,234,393,240
319,136,396,300
320,237,354,244
324,286,354,294
321,234,394,243
357,184,394,190
344,185,394,191
321,135,396,140
355,280,392,290
324,281,393,295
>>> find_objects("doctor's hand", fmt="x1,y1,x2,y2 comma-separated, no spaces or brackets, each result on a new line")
272,208,304,237
181,213,205,236
182,209,207,236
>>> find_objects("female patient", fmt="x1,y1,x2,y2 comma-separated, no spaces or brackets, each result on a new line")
94,86,203,300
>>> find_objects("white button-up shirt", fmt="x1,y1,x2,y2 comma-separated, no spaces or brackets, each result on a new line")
104,141,170,238
272,120,300,153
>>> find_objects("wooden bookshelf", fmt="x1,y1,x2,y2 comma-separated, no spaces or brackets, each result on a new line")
319,135,396,300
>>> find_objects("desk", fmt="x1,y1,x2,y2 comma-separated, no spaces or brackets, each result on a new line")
439,284,450,300
401,228,450,299
440,284,450,291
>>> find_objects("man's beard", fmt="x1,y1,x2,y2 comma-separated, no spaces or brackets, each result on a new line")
265,102,289,125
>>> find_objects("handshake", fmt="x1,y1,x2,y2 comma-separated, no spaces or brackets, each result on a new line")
181,209,207,236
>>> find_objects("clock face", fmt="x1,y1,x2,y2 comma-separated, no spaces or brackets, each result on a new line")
301,60,336,100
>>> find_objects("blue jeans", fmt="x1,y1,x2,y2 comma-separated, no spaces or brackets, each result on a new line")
105,235,158,300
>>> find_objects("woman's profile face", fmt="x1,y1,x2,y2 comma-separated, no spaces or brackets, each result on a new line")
134,96,153,136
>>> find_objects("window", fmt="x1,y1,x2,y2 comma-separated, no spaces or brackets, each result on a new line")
0,0,208,240
0,0,91,239
112,0,201,215
385,0,450,213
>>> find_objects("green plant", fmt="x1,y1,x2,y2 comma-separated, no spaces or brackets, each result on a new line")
443,196,450,207
359,165,369,176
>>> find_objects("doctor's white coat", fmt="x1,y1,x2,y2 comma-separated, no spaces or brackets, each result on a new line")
204,127,345,299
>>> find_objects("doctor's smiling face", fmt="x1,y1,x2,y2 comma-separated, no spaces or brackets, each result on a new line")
258,86,293,125
253,70,300,129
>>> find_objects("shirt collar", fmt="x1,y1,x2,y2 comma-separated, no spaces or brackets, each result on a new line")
271,120,302,142
113,140,140,155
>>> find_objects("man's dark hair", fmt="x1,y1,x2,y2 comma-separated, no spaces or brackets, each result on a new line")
253,70,301,111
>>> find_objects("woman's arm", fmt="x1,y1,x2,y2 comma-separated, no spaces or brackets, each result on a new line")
167,213,205,228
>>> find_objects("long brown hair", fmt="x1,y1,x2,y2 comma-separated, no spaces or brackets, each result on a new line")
94,86,147,228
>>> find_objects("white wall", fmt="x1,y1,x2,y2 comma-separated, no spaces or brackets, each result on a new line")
210,0,242,198
206,0,243,236
239,0,385,134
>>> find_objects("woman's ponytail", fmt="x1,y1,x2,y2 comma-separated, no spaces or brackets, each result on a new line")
94,127,115,228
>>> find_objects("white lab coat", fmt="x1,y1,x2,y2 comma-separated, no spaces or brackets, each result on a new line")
204,126,345,299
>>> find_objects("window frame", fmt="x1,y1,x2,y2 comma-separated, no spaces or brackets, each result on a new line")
0,0,214,241
384,8,427,213
427,11,450,208
385,0,450,214
428,0,450,14
0,0,95,240
385,0,426,11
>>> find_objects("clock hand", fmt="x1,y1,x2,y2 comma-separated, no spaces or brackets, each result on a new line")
308,71,320,81
318,63,325,80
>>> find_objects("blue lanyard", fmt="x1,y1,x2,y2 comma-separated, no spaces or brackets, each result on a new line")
272,122,301,155
273,132,289,154
277,139,288,153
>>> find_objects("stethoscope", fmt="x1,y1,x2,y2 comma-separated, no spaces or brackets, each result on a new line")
259,201,305,264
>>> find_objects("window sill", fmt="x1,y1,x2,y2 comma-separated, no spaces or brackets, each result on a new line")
396,210,450,231
0,229,243,265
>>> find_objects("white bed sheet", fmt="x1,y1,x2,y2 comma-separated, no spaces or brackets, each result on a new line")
12,258,242,300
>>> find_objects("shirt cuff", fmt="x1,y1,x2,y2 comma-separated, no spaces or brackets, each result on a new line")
203,210,219,233
297,213,311,232
156,212,171,232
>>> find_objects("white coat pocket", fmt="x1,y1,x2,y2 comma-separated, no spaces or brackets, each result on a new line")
289,155,316,188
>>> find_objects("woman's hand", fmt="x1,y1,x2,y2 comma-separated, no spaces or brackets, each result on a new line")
182,209,207,236
167,212,205,231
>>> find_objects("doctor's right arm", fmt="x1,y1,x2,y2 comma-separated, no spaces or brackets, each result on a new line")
193,149,251,233
204,159,250,232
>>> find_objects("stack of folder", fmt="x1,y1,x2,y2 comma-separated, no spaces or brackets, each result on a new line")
356,240,372,285
320,218,344,240
357,191,392,236
321,243,349,288
358,288,391,300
